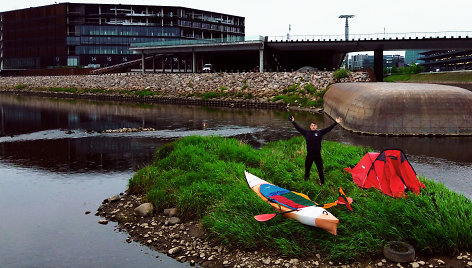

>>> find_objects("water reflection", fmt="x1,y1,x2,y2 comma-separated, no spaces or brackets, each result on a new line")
0,93,471,267
1,94,471,171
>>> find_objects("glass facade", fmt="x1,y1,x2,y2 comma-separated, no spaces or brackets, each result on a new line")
0,3,245,69
76,46,133,55
78,25,179,37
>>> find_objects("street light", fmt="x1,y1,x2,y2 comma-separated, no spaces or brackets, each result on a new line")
339,15,355,69
339,15,355,40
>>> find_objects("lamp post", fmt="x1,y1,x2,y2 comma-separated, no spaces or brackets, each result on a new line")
339,15,355,69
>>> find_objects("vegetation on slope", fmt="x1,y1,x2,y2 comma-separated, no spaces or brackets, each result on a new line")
385,71,472,82
128,136,472,262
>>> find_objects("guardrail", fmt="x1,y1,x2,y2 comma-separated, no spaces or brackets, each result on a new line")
131,36,265,48
267,31,472,42
130,31,472,48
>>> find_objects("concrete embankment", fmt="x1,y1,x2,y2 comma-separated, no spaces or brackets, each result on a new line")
324,82,472,136
0,71,370,110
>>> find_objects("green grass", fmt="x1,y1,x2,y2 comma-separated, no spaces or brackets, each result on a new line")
202,91,227,100
15,84,28,90
384,74,412,82
135,90,156,97
333,69,350,80
128,136,472,262
385,71,472,83
47,87,79,93
271,94,318,108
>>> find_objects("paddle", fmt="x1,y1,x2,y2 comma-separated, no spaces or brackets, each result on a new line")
254,209,299,222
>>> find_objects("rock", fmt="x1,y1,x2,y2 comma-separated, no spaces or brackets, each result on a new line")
98,219,108,225
468,261,472,266
108,195,120,202
262,257,271,265
410,262,420,268
167,217,181,225
164,208,179,217
134,203,154,217
168,247,181,255
289,258,299,264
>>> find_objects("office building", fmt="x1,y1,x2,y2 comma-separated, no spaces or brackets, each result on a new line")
0,3,245,70
419,50,472,72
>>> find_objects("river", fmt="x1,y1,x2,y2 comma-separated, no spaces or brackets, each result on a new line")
0,94,471,267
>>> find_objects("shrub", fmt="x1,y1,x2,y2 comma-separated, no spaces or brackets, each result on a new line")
304,83,316,94
15,84,27,90
333,69,350,80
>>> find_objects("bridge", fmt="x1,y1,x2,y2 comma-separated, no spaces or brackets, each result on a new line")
129,31,472,81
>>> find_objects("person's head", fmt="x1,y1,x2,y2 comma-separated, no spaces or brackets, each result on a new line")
310,122,318,131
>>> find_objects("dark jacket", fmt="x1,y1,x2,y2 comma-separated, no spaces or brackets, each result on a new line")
292,121,338,154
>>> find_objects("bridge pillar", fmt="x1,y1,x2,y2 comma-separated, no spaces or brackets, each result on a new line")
259,49,264,72
141,52,145,75
192,51,196,73
374,49,383,82
152,54,156,74
171,57,174,73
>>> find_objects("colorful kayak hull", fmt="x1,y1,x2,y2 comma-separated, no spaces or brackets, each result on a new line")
245,171,338,235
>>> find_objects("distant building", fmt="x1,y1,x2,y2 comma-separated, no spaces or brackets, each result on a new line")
404,50,426,65
349,53,404,70
350,54,370,70
0,3,245,70
419,50,472,72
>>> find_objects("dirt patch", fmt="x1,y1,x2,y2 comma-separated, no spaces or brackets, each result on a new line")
96,192,472,267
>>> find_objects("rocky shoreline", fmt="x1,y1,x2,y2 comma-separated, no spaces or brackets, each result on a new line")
95,192,472,268
0,71,369,110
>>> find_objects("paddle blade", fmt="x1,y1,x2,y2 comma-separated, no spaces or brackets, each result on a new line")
337,196,353,211
254,213,277,222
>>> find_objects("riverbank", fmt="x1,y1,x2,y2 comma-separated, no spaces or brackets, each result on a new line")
384,71,472,91
98,135,472,267
96,191,472,268
0,71,369,110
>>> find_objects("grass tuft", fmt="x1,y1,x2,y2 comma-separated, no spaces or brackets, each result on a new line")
128,136,472,262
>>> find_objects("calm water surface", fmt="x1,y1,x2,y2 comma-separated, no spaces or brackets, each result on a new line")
0,94,471,267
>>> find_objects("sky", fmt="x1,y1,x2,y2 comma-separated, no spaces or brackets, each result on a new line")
1,0,471,56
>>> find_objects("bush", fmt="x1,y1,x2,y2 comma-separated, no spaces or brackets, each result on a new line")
15,84,27,90
304,83,316,94
333,69,350,80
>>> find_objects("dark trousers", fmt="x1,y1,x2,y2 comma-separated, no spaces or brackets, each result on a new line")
305,152,324,184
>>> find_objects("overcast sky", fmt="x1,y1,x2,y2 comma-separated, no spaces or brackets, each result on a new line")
2,0,471,38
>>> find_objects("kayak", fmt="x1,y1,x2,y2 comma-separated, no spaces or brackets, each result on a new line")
245,171,339,235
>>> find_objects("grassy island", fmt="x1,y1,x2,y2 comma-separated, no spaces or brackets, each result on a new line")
128,136,472,262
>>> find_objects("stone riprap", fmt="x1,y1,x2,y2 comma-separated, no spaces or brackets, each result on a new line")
0,72,369,107
324,82,472,136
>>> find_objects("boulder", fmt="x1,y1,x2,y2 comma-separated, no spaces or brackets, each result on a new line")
108,195,120,202
167,217,181,225
134,203,154,217
163,208,178,217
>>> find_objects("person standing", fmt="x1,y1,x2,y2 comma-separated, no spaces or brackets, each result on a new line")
289,115,342,184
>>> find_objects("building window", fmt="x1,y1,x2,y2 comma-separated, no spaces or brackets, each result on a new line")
67,56,79,66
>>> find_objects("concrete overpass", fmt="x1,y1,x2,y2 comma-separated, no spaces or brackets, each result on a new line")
130,31,472,81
